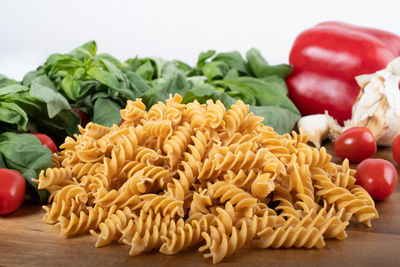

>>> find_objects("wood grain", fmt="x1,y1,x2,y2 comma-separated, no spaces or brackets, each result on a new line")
1,143,399,267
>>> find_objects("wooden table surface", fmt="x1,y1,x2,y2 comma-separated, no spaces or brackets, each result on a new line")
1,143,400,267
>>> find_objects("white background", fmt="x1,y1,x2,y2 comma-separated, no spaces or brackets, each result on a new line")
1,0,399,80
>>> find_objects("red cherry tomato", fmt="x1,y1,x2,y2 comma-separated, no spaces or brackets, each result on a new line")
30,133,57,153
0,169,26,215
334,127,377,163
392,134,400,165
355,158,398,200
72,107,89,127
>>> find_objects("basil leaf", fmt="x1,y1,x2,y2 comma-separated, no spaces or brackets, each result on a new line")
125,57,142,72
0,132,52,203
70,40,97,60
261,75,289,95
186,67,203,77
246,48,292,79
0,84,29,96
147,57,167,78
95,53,123,68
182,85,237,107
80,41,98,56
161,62,182,79
202,61,229,82
0,102,29,130
186,76,207,88
30,75,71,118
60,75,82,100
98,58,125,81
0,74,19,87
246,48,269,76
142,72,191,108
36,109,80,137
214,77,298,114
136,61,155,81
197,50,215,68
45,54,82,72
173,60,192,72
213,51,249,75
249,105,300,135
123,70,151,95
87,67,135,99
223,69,239,81
22,70,44,86
92,98,122,127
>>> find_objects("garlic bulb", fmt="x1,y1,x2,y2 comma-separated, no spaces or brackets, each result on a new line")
298,57,400,147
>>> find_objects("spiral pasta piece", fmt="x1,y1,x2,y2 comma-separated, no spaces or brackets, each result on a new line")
164,95,184,127
51,153,64,168
144,120,172,137
42,184,88,224
273,186,302,221
190,188,212,215
90,206,134,247
251,172,275,200
57,204,113,237
215,147,269,172
160,216,207,255
297,144,332,169
75,142,103,163
224,169,256,190
200,215,258,264
210,181,258,218
198,159,221,185
332,159,356,188
205,99,226,129
184,100,206,128
81,122,111,138
120,98,147,124
146,101,166,121
138,194,185,218
94,171,144,209
283,128,309,148
312,168,378,226
237,112,263,134
223,100,248,133
256,223,325,249
34,167,74,190
163,121,193,167
71,162,102,180
120,210,176,255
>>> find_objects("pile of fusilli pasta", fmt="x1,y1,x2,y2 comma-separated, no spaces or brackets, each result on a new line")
34,94,378,264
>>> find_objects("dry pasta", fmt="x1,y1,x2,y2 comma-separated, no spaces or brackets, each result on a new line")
35,94,379,264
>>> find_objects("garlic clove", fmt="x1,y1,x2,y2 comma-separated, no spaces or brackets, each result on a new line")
351,74,387,139
297,114,329,148
386,57,400,76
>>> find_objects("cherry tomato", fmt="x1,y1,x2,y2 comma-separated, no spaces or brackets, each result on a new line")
355,158,398,200
334,127,377,163
30,133,57,153
392,134,400,165
0,169,26,215
119,119,125,126
72,107,89,127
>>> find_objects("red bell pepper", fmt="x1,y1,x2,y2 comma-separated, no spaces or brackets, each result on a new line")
287,21,400,124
